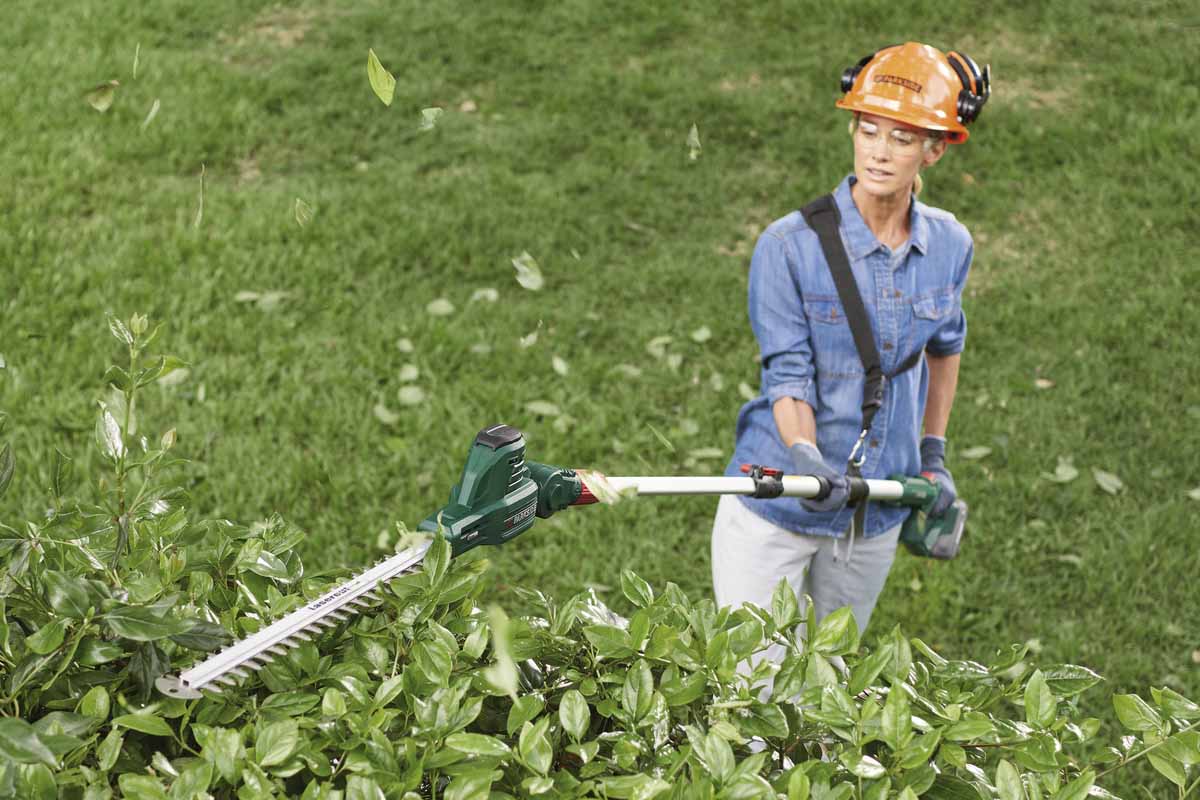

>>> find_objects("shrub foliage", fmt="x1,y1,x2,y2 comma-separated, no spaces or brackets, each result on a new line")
0,318,1197,799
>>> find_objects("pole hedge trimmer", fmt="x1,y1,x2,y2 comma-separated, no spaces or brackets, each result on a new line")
156,424,965,699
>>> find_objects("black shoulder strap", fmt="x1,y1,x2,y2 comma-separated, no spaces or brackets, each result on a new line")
800,195,886,433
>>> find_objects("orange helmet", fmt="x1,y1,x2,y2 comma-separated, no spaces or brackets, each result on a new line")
835,42,990,143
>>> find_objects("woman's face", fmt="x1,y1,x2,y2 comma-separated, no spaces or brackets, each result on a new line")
852,113,947,199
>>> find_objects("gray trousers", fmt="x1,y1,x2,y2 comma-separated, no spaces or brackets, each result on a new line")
711,494,900,664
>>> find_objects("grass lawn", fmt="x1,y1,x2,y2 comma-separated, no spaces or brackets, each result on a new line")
2,0,1198,789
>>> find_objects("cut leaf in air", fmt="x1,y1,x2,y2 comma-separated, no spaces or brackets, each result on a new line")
687,123,702,160
612,364,642,379
426,298,455,316
132,43,141,79
519,320,543,349
512,251,544,291
396,338,414,353
576,470,635,505
193,163,205,230
397,386,426,406
470,343,492,354
294,198,314,227
471,288,499,303
373,403,399,426
646,336,673,359
398,364,419,382
678,419,700,436
738,382,756,401
691,326,712,343
140,99,160,131
646,423,675,453
961,446,992,460
1092,468,1124,495
1187,487,1200,502
86,80,120,112
552,356,569,376
419,107,444,130
366,49,396,106
525,401,561,418
553,415,576,433
688,448,724,461
709,372,724,391
1041,456,1079,484
1035,378,1055,390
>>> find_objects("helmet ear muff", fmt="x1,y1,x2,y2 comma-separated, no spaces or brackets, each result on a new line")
840,52,876,93
946,51,990,124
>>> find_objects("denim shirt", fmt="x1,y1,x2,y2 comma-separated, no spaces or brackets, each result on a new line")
724,174,973,538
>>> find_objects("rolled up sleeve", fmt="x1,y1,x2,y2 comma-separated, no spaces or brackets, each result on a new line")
748,232,815,406
927,238,973,357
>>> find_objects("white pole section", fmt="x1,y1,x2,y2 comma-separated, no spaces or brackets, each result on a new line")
605,476,907,502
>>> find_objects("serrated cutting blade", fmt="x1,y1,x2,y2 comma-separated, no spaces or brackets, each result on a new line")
156,541,431,699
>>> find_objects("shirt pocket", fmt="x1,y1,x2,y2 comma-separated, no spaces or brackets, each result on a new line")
803,296,863,379
911,288,957,321
908,287,958,351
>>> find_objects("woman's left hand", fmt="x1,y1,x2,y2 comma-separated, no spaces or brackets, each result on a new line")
920,435,957,517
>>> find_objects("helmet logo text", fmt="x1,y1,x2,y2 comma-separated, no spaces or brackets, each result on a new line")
874,74,922,94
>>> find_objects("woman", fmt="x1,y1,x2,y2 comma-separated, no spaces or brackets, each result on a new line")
713,42,990,654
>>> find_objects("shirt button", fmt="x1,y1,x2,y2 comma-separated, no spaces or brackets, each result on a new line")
893,290,902,298
869,439,879,448
882,341,894,350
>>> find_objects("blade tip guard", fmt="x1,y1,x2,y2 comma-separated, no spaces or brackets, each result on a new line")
155,675,205,700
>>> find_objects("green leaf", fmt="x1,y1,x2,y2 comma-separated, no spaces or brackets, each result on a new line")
366,49,396,106
79,686,110,721
113,713,172,737
620,569,654,608
995,759,1024,800
107,313,134,345
26,619,67,655
169,619,228,651
583,624,634,659
787,768,811,800
104,605,187,641
117,774,167,800
771,579,799,629
944,717,994,742
1147,751,1186,788
322,688,347,717
695,730,735,784
1113,693,1163,732
809,607,860,656
559,689,590,741
1024,670,1056,728
256,719,299,767
881,682,912,750
424,532,451,586
622,659,654,721
445,732,511,759
43,570,90,618
506,695,544,736
739,702,789,739
346,775,386,800
0,719,57,768
0,443,13,500
923,774,984,799
170,761,214,799
96,728,122,771
1042,665,1103,697
1051,769,1094,800
194,725,243,783
518,718,552,775
840,750,886,779
1151,686,1200,719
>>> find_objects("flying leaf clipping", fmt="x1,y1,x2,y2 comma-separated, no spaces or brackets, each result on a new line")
961,446,992,460
691,326,712,343
1092,468,1124,495
426,298,455,316
419,107,444,130
525,401,561,417
738,382,756,401
397,386,426,406
140,99,160,130
1041,457,1079,484
85,80,120,113
552,356,569,376
294,198,314,227
366,49,396,106
471,288,499,303
511,251,544,291
193,163,205,229
399,364,419,382
687,123,702,160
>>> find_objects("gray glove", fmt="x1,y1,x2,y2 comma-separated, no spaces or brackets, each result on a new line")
919,435,957,517
789,442,849,513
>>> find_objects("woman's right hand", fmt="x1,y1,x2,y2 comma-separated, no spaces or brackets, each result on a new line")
789,442,850,512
